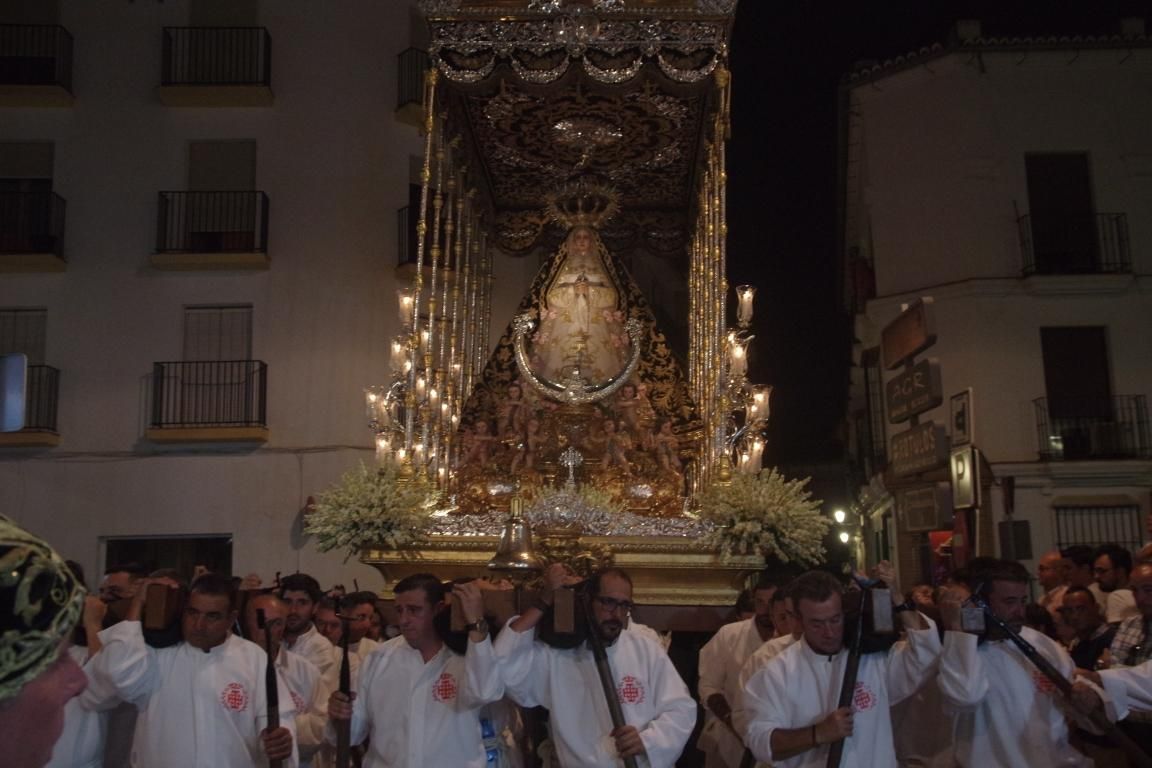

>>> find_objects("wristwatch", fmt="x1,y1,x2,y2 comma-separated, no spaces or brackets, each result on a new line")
893,599,917,614
465,618,489,635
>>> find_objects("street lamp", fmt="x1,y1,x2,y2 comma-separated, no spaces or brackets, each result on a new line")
833,509,846,524
838,531,850,544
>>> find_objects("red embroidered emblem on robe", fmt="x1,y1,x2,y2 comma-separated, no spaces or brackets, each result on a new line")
220,682,249,712
290,690,306,714
853,681,876,711
617,675,646,705
1033,670,1057,695
432,672,458,702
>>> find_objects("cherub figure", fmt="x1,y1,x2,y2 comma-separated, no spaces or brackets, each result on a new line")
600,418,632,475
498,382,528,440
652,419,681,472
510,417,544,475
460,420,498,468
614,382,653,450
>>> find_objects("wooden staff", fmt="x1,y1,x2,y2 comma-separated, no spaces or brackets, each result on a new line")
335,612,353,768
256,609,283,768
825,589,865,768
968,591,1152,768
579,590,639,768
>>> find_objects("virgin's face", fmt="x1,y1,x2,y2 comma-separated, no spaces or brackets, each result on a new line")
568,227,594,256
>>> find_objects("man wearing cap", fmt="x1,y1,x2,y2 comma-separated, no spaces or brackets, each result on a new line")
0,515,90,768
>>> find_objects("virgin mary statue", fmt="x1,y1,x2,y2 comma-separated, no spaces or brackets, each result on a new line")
531,225,629,385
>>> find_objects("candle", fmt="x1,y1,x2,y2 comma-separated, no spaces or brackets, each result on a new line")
397,288,415,327
736,285,756,327
390,337,407,374
729,338,748,379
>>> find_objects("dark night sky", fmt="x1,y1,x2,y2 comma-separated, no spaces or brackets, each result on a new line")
725,1,1146,465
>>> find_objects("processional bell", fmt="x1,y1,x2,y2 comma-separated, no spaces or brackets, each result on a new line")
488,498,543,576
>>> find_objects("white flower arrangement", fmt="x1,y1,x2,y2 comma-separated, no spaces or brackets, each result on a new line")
696,468,829,564
305,462,438,558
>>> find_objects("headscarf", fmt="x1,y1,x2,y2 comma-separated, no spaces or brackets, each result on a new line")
0,515,85,701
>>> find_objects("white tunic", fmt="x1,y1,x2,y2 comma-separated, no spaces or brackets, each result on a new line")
91,620,299,768
697,618,766,767
284,624,337,679
312,647,363,768
734,633,797,736
340,634,503,768
277,647,330,768
937,629,1090,767
743,621,941,768
495,620,697,768
1100,657,1152,719
45,646,114,768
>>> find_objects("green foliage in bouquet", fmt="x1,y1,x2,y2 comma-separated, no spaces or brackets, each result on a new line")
696,468,829,564
305,462,438,559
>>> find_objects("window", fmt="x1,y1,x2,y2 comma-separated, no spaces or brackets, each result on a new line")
1054,503,1143,554
1041,325,1112,421
0,307,46,364
105,534,233,579
1025,153,1097,273
183,305,252,361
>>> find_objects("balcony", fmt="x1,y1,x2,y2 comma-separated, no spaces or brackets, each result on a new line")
159,27,272,107
1034,396,1151,461
0,190,67,272
0,24,73,106
395,48,428,128
146,360,268,443
152,191,269,270
1018,213,1130,277
0,365,60,447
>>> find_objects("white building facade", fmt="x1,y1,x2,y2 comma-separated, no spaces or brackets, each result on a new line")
0,0,540,588
841,20,1152,587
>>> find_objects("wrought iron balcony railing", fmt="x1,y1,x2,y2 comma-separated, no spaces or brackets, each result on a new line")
22,364,60,432
0,24,73,90
161,27,271,86
397,48,428,110
0,191,66,257
156,191,269,253
1034,395,1151,461
150,360,268,428
1018,212,1131,276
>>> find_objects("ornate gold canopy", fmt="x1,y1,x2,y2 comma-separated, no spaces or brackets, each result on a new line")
363,1,750,616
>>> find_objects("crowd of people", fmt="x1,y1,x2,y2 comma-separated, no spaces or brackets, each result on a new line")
4,510,1152,767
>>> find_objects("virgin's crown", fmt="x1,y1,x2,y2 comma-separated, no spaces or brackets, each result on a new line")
544,176,620,230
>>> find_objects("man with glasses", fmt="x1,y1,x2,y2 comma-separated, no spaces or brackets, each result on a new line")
495,564,696,767
89,572,300,766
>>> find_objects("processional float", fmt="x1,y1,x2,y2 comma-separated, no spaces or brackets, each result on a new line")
357,0,779,619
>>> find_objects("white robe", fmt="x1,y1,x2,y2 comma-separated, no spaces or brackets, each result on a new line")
90,620,299,768
495,619,697,768
1100,657,1152,719
697,618,766,767
312,646,363,768
277,647,330,768
743,620,941,768
937,629,1090,767
45,646,116,768
337,634,503,768
284,623,337,679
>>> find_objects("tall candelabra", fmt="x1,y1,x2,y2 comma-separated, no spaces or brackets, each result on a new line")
364,71,492,490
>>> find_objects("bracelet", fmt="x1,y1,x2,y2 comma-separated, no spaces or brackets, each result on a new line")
810,724,817,747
